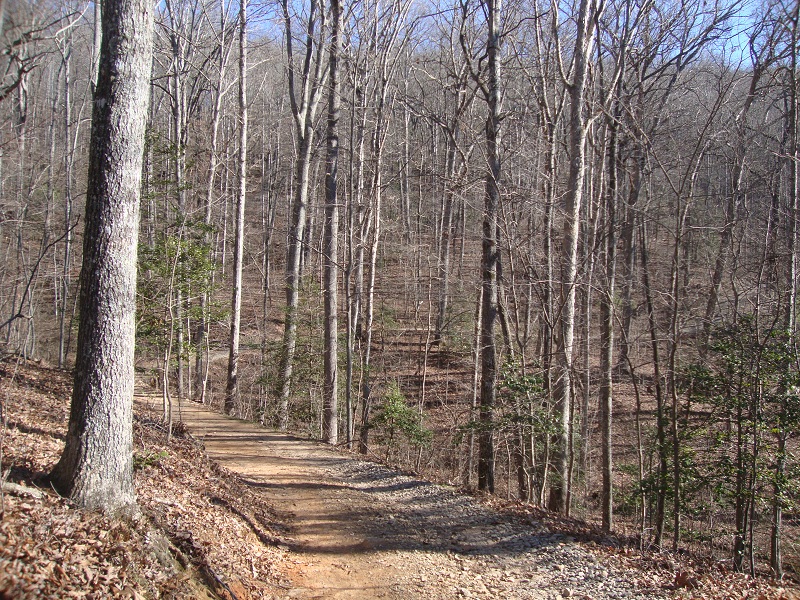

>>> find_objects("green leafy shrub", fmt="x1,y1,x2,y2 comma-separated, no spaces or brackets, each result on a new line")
371,382,432,459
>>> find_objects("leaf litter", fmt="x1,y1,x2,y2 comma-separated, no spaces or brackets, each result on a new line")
0,359,290,599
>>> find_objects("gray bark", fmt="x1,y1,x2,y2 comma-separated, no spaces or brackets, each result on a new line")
278,0,326,429
345,71,368,448
197,0,233,403
478,0,501,494
600,103,618,532
640,216,667,547
322,0,341,445
357,0,410,453
58,40,74,368
91,0,102,93
226,0,247,416
357,109,384,454
51,0,153,513
550,0,600,513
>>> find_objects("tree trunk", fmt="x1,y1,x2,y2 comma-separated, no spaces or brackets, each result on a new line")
616,152,641,372
640,216,667,547
167,26,188,400
478,0,501,494
197,0,232,403
51,0,152,513
434,142,456,344
357,116,384,455
226,0,247,416
279,133,314,428
599,101,619,532
278,0,325,429
550,0,599,513
322,0,341,445
58,41,73,368
91,0,102,93
772,15,799,573
345,79,367,449
465,287,483,487
357,0,410,451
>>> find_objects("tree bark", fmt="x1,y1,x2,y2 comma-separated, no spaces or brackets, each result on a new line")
478,0,501,494
322,0,341,445
278,0,325,429
226,0,247,416
51,0,152,513
550,0,600,513
640,216,667,547
600,101,619,532
58,40,74,368
197,0,233,404
772,11,799,574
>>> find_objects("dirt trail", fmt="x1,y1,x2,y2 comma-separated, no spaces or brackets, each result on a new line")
168,399,403,599
167,399,668,600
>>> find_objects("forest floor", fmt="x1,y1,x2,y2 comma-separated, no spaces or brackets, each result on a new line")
1,360,799,599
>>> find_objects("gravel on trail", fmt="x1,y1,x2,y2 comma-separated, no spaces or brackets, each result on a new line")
321,459,669,600
177,400,670,600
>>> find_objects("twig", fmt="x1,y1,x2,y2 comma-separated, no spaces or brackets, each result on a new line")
0,222,78,335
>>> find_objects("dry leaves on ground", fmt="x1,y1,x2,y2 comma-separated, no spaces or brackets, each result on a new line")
0,359,290,599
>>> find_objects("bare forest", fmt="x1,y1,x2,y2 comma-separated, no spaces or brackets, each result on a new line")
3,0,800,582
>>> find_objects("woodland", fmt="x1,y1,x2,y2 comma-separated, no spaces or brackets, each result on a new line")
1,0,800,585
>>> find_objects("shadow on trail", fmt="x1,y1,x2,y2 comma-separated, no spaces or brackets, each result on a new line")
240,478,354,494
173,399,561,562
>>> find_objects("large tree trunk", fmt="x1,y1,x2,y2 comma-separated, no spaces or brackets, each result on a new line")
51,0,152,513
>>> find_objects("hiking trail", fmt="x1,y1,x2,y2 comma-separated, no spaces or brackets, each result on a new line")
168,398,668,600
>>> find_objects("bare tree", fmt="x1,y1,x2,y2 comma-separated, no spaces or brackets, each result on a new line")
226,0,247,415
356,0,414,453
550,0,604,514
278,0,326,429
196,0,236,404
466,0,503,493
322,0,342,444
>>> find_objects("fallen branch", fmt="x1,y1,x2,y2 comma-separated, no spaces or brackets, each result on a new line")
2,481,44,499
